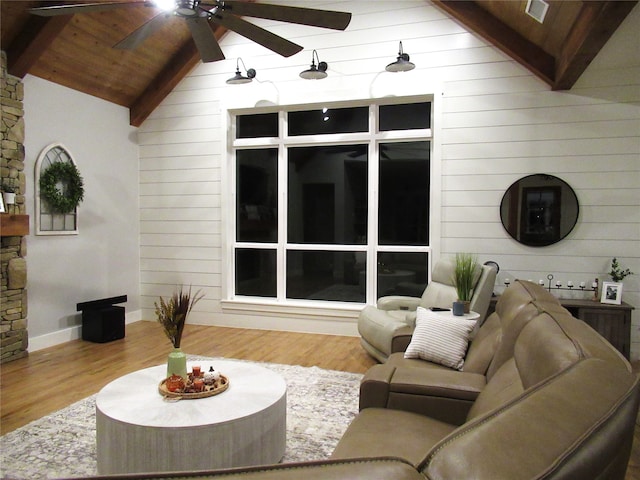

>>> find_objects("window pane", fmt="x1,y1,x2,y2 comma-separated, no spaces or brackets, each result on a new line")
237,149,277,242
379,102,431,131
235,248,276,297
237,113,278,138
286,250,365,303
377,252,429,298
288,145,367,244
378,141,430,245
288,107,368,136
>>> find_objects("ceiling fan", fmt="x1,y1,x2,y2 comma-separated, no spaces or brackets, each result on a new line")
29,0,352,63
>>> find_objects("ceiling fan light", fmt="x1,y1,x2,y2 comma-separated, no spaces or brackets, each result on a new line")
385,41,415,72
300,50,328,80
154,0,177,12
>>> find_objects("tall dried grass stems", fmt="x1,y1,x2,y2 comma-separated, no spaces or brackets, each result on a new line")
453,253,480,302
155,286,204,348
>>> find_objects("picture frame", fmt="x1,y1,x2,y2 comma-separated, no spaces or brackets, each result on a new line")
601,281,623,305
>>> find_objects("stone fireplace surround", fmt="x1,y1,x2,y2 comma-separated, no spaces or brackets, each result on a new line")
1,51,28,363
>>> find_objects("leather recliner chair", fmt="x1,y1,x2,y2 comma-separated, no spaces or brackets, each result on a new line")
358,257,497,362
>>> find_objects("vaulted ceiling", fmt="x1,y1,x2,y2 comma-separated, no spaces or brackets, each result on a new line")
1,1,636,127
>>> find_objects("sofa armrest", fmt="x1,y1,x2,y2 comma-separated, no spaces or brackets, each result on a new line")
360,364,486,425
376,296,422,311
359,364,396,410
391,324,415,354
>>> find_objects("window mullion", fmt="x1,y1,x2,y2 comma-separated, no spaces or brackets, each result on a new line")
367,104,379,304
278,112,287,301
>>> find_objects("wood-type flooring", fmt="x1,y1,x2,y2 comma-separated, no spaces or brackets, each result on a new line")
1,321,638,479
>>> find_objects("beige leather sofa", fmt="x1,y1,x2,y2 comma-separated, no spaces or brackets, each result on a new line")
358,257,497,362
70,281,639,480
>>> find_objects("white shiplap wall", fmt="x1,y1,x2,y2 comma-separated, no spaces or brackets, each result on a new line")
138,1,640,358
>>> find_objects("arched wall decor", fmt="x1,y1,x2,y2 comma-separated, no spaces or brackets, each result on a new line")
34,143,83,235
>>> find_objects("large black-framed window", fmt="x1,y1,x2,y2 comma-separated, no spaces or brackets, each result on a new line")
232,100,432,305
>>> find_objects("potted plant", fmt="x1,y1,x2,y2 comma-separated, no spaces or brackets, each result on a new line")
452,253,479,314
155,285,204,379
2,183,16,205
608,257,634,283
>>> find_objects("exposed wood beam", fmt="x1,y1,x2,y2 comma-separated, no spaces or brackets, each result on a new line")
432,0,555,87
6,15,71,78
128,41,200,127
129,26,228,127
553,0,637,90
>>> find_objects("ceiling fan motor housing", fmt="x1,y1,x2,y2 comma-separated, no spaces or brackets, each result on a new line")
175,0,202,17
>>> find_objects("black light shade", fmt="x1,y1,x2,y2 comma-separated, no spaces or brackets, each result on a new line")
227,58,257,85
386,41,415,72
300,50,328,79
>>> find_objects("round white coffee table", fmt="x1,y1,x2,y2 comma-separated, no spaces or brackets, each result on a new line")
96,359,287,474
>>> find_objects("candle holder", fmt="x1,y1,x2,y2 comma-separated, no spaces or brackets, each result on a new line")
504,273,598,299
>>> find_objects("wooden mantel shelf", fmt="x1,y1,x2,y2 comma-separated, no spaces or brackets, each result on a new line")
0,214,30,237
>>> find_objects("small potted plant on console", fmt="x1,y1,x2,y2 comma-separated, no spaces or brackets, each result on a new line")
452,253,480,315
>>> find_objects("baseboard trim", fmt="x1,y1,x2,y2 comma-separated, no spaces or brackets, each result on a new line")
28,310,142,352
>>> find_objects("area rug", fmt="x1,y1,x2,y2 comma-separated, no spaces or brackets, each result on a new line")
0,357,363,479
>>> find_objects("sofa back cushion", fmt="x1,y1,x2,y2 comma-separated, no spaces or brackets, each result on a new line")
461,313,501,374
419,258,458,309
485,281,558,380
467,310,582,420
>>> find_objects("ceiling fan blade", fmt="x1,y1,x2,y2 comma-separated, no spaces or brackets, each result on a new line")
185,17,225,63
219,1,352,31
114,12,167,50
211,12,302,58
29,1,148,17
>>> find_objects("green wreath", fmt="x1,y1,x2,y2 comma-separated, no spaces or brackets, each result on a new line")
40,162,85,214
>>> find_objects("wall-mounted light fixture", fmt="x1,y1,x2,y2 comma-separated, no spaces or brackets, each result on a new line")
299,50,328,80
385,41,415,72
226,58,256,84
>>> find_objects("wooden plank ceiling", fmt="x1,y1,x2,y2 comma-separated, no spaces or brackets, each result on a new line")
1,1,636,127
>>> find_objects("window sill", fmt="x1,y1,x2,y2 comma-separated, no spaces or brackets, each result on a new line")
220,298,362,322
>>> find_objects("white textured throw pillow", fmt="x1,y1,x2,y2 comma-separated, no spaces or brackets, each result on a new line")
404,306,477,370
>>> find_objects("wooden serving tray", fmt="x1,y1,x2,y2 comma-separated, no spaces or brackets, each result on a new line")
158,374,229,400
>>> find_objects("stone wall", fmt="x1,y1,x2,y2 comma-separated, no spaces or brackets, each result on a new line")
1,50,28,363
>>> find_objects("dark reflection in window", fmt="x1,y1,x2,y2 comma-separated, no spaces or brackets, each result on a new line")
379,102,431,131
376,252,429,298
237,113,278,138
288,107,368,136
288,145,367,244
235,248,276,297
378,142,430,245
286,250,366,303
237,149,277,242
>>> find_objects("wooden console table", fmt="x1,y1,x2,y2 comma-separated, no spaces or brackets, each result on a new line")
488,296,634,360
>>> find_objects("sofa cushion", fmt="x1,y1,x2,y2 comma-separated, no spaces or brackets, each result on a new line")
404,307,477,370
331,407,457,468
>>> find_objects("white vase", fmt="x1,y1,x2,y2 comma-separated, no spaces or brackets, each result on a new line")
3,192,16,205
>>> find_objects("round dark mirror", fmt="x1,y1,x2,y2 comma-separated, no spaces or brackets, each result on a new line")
500,174,579,247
